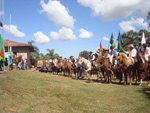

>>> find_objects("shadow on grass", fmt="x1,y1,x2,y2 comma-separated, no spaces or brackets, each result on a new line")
137,87,150,99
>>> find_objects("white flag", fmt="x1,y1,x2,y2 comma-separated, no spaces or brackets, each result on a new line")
141,32,146,45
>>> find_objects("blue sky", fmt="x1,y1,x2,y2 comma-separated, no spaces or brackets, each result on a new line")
0,0,149,58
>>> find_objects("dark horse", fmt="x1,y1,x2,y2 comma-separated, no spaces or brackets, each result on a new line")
136,51,150,86
13,56,22,69
95,56,114,83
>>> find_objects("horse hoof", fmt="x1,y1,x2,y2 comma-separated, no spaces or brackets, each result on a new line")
129,83,132,86
139,84,142,86
148,84,150,87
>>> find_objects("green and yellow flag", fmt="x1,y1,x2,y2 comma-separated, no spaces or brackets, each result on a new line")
110,32,116,48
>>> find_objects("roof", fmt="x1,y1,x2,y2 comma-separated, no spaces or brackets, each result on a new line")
4,40,34,52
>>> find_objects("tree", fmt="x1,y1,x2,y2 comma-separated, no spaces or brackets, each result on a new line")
80,50,89,59
121,29,150,50
28,40,40,67
28,40,39,59
46,49,54,57
147,11,150,28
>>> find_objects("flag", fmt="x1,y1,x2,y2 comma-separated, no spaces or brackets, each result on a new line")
117,31,124,52
141,32,146,45
110,32,116,48
0,34,4,60
99,41,103,56
9,46,13,65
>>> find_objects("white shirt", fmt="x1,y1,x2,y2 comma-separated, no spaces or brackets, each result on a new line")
53,59,58,63
49,59,53,63
142,47,150,56
91,55,95,61
126,48,137,57
109,50,116,58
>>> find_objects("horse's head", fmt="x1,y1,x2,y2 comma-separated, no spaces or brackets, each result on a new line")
95,56,103,67
78,57,84,66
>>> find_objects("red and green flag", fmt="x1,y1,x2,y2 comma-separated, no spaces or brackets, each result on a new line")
0,34,5,62
99,41,103,56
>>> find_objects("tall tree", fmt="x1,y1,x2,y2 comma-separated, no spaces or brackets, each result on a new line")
46,49,54,57
121,29,150,50
80,50,89,59
147,11,150,28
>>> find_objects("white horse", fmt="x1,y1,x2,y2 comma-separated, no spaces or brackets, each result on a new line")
78,56,91,80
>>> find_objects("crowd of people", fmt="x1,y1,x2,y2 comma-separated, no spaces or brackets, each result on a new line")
18,58,28,70
87,43,150,68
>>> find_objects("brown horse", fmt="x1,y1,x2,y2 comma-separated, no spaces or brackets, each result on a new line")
95,56,114,83
136,51,149,86
43,61,52,72
116,53,134,85
13,56,22,69
62,60,72,77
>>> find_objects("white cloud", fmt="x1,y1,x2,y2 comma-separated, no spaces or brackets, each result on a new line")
103,37,109,41
50,27,76,41
40,0,75,29
77,0,150,21
34,32,51,44
79,29,93,39
4,25,25,38
119,18,148,32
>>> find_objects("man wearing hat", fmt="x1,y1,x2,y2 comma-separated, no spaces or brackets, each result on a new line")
109,46,116,65
69,56,75,65
141,43,150,62
121,44,137,62
88,51,95,66
104,48,110,58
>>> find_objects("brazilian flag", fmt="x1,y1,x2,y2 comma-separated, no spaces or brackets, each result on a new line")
110,32,116,48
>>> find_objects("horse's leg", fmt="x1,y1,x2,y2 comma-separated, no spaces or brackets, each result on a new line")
129,73,132,85
123,72,126,85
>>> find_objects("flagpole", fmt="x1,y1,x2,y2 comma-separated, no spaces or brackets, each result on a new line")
8,13,11,69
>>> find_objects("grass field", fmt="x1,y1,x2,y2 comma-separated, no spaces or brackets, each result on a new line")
0,70,150,113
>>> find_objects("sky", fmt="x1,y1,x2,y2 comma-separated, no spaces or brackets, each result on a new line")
0,0,150,58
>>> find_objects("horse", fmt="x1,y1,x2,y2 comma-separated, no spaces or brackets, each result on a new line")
116,53,135,85
43,61,52,73
13,56,22,69
62,60,72,77
136,51,150,86
95,56,114,83
78,56,91,80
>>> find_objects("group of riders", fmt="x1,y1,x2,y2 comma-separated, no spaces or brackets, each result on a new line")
41,43,150,86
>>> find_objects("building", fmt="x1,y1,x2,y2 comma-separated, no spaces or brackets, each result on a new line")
4,40,34,67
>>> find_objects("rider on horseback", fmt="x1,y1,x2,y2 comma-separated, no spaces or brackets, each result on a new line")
109,46,117,66
121,44,137,63
141,43,150,62
88,51,95,66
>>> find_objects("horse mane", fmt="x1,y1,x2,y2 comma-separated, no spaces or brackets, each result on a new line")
118,53,134,66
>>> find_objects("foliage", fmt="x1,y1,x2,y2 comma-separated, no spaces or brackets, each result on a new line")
121,30,150,51
80,50,89,59
147,11,150,28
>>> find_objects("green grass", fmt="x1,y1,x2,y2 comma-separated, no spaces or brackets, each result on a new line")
0,70,150,113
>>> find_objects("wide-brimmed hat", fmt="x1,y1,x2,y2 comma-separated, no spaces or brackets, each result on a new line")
129,44,134,48
104,48,109,51
143,43,147,47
